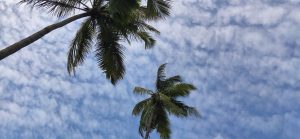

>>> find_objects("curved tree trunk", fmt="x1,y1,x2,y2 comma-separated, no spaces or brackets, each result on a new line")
0,12,89,61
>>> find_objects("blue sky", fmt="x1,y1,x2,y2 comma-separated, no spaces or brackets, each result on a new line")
0,0,300,139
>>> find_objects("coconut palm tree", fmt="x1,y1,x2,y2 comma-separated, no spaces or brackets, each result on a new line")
132,63,200,139
0,0,171,84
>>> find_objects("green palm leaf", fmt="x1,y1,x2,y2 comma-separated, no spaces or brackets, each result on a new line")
139,111,148,137
95,22,125,85
157,75,183,91
108,0,142,26
67,17,95,74
163,83,197,98
135,20,160,34
139,101,155,137
145,0,171,20
155,108,171,139
171,99,200,117
117,19,159,49
132,98,151,115
157,63,167,80
164,75,182,84
135,31,156,49
156,63,167,90
159,93,187,117
134,87,154,95
19,0,87,17
108,0,140,14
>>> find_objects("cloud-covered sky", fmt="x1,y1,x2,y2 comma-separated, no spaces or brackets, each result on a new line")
0,0,300,139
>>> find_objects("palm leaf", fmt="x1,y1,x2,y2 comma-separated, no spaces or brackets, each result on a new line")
19,0,87,17
95,21,125,85
157,63,167,81
164,75,182,84
135,31,156,49
67,17,95,74
159,93,187,117
157,75,183,90
138,101,155,137
162,83,196,98
171,99,200,117
155,107,171,139
123,21,159,49
132,98,151,115
135,20,160,34
108,0,140,14
108,0,141,25
110,14,159,49
133,87,153,95
156,63,167,90
145,0,171,20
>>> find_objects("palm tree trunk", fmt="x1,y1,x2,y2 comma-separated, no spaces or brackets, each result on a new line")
0,12,90,61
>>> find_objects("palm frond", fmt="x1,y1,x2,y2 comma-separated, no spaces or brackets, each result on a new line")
161,93,200,117
132,98,151,115
162,83,196,98
157,63,167,80
159,93,187,117
135,32,156,49
145,0,171,20
116,19,159,49
107,10,159,48
171,99,200,117
157,75,183,90
133,87,153,95
19,0,88,17
92,0,102,7
156,63,167,90
108,0,140,14
138,124,145,138
132,21,159,48
67,17,95,74
165,75,182,84
95,22,125,85
108,0,140,24
139,101,155,138
135,20,160,34
155,108,171,139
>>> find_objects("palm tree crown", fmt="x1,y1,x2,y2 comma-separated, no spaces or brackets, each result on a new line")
132,63,200,139
15,0,171,84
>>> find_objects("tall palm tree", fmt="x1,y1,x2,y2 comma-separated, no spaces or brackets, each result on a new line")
132,63,200,139
0,0,171,84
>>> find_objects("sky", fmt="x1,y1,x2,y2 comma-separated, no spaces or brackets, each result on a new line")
0,0,300,139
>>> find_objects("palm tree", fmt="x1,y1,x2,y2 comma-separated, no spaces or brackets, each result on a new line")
132,63,200,139
0,0,171,84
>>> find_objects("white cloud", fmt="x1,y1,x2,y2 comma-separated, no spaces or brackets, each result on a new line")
214,134,226,139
